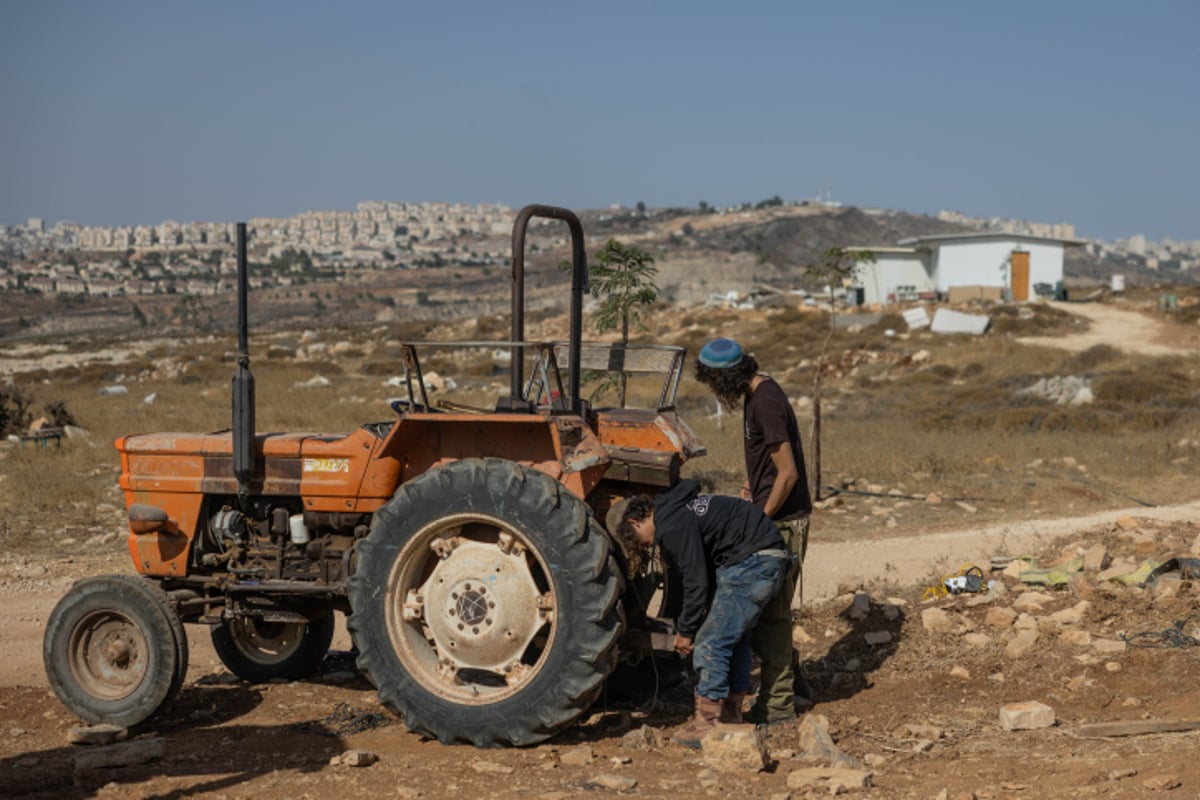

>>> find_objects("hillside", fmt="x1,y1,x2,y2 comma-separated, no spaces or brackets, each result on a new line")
0,202,1193,342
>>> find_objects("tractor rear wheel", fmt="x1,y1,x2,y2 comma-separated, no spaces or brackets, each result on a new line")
43,575,187,728
348,458,623,746
211,612,335,683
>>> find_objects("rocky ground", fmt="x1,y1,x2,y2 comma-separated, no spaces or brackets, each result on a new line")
1,507,1198,800
2,299,1198,798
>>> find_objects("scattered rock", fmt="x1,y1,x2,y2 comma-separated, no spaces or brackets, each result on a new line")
340,749,378,767
1047,601,1090,628
963,633,990,648
470,760,513,774
786,767,873,792
1097,558,1138,582
1004,629,1039,658
955,501,978,514
67,724,127,746
558,745,593,766
1069,573,1096,599
796,714,863,770
1060,629,1092,647
1115,516,1140,531
1003,559,1031,580
1083,544,1111,572
1107,767,1138,780
587,773,638,791
863,631,892,645
620,725,663,751
1012,591,1053,613
950,665,972,679
701,725,769,772
1092,638,1127,654
846,592,872,621
921,607,955,633
985,607,1017,628
999,701,1056,731
1142,775,1181,791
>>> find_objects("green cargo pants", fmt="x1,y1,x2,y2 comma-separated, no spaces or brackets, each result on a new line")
748,515,810,722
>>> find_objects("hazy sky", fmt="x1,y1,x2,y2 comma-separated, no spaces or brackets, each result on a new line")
2,1,1196,241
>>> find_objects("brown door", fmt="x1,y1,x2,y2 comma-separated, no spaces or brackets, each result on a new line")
1011,251,1030,301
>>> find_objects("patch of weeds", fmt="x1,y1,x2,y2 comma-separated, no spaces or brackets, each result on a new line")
1064,344,1122,372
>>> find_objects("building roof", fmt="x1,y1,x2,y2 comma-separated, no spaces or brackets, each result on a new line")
842,246,920,255
897,232,1084,247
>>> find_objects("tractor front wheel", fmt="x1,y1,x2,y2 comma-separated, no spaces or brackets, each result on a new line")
348,458,623,746
43,575,187,728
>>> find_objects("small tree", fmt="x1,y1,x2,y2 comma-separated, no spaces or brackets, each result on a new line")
563,239,659,407
801,247,875,501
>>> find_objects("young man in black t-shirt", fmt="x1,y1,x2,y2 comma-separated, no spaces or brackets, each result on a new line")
615,479,787,747
695,336,814,725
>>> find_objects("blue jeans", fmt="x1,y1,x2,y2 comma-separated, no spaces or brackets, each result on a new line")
692,553,788,700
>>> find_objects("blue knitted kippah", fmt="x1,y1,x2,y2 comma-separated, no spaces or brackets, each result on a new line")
698,337,744,369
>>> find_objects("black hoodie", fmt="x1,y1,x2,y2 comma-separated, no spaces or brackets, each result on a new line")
653,479,786,639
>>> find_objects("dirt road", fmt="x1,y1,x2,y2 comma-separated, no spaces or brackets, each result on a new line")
1017,301,1196,355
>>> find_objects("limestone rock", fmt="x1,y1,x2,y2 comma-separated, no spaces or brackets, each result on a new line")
1060,629,1092,647
559,745,593,766
1098,558,1138,582
985,607,1017,628
341,750,379,768
1083,544,1111,572
786,767,873,792
1047,601,1090,628
620,724,663,750
921,607,955,633
1005,629,1039,658
587,773,638,791
999,701,1055,730
1003,560,1031,580
1092,638,1127,654
700,725,769,772
1012,591,1053,613
796,714,863,770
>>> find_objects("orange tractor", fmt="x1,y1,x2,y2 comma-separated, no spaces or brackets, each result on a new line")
43,205,705,746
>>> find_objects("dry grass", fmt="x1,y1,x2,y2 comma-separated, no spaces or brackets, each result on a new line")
3,298,1199,552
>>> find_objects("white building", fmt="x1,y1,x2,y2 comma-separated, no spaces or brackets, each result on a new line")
850,232,1081,304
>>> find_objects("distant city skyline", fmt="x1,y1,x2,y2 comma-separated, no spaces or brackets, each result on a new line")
2,1,1196,242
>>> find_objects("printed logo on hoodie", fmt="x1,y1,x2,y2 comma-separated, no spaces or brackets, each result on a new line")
687,495,712,517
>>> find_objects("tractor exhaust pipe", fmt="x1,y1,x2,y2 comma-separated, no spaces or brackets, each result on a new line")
232,222,255,503
511,205,588,414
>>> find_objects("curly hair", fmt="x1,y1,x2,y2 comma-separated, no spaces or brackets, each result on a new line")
615,495,656,575
695,354,759,410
